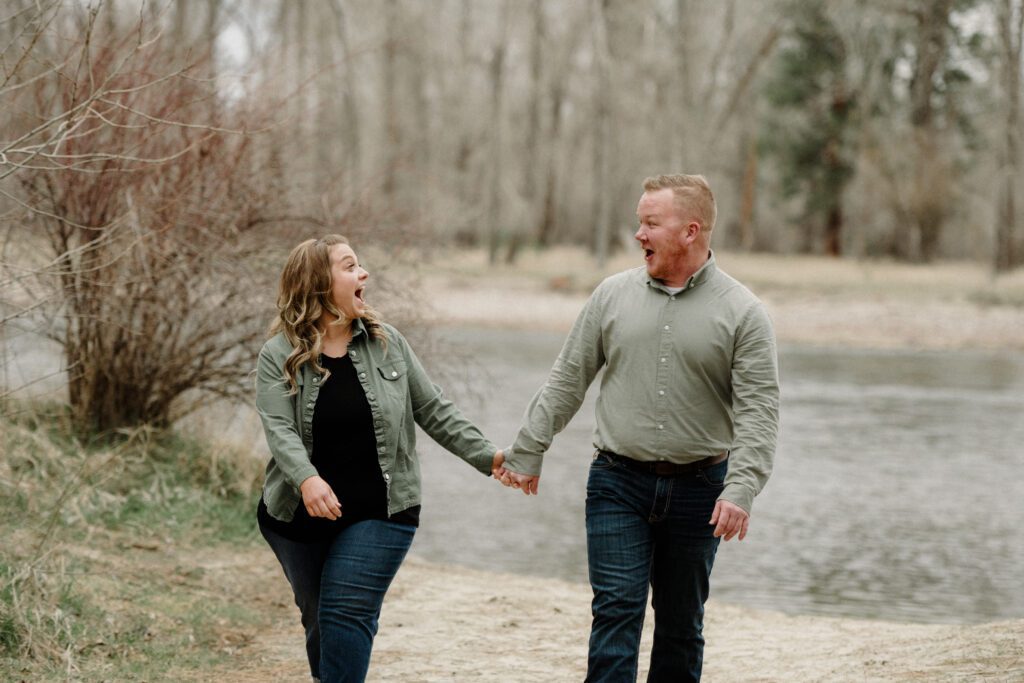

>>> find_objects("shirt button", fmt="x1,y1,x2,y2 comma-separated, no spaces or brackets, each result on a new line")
670,296,676,301
657,424,664,430
658,390,665,396
391,371,398,378
367,393,375,400
306,401,313,408
660,357,666,363
350,350,357,357
359,372,366,379
313,377,319,384
663,325,670,331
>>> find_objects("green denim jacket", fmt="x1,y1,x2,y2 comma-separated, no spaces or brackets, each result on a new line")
255,319,497,522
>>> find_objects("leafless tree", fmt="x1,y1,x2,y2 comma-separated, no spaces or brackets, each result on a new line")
0,3,285,433
996,0,1024,271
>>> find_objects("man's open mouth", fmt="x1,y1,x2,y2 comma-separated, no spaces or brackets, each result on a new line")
644,249,654,261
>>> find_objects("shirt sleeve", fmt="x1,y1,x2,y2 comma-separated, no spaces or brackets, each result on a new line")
504,287,607,476
720,302,780,514
398,331,498,476
254,344,319,489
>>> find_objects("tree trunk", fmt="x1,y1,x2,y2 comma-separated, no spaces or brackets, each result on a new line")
485,0,511,264
592,0,613,268
996,0,1023,272
383,0,400,197
907,0,953,262
329,0,362,188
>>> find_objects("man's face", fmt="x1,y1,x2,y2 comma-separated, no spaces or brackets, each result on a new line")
634,189,696,287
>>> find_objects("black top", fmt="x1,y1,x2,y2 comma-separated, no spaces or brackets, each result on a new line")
258,353,420,542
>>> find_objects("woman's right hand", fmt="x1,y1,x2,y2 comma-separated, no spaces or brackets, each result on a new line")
299,475,342,520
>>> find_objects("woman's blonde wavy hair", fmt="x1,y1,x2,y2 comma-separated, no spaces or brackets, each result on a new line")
270,234,388,392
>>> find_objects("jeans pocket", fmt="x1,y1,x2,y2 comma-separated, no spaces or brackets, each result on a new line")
590,451,617,470
696,459,728,488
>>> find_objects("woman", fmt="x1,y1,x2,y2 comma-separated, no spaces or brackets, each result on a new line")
254,235,503,682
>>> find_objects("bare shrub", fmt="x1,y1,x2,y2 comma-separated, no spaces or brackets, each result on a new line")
1,10,284,434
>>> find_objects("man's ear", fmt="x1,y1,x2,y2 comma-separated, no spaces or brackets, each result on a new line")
686,221,702,242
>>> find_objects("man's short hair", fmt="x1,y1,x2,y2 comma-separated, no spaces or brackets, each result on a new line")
642,174,717,233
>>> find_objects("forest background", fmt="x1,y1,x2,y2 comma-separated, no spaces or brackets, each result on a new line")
1,0,1023,680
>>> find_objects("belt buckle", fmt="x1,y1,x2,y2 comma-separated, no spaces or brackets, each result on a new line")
652,461,677,476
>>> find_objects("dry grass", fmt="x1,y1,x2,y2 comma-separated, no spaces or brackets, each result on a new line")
419,247,1024,350
0,407,266,680
430,246,1024,304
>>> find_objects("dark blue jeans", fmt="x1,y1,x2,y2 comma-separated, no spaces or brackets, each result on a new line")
260,519,416,682
585,452,726,683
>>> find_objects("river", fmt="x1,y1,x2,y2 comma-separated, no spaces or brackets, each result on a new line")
411,327,1024,624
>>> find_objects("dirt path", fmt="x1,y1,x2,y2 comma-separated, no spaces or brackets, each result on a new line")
192,550,1023,682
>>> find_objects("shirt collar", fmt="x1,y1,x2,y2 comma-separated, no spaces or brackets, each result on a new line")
645,250,717,294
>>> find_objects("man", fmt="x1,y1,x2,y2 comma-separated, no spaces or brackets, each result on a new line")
498,174,779,682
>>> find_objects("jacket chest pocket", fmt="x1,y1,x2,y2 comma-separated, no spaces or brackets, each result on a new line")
376,361,408,398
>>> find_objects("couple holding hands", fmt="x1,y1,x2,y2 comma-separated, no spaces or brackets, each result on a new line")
254,174,780,683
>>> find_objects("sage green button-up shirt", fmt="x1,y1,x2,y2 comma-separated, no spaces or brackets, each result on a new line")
504,253,779,513
255,320,497,522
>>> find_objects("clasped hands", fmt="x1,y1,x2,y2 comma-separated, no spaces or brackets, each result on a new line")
491,450,539,495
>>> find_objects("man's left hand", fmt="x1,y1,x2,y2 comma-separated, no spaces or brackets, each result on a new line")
709,500,749,541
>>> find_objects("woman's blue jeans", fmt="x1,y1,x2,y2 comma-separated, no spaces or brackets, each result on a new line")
260,519,415,682
584,452,726,683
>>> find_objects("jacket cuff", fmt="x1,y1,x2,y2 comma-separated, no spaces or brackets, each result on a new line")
473,442,499,476
503,446,543,476
288,462,320,490
719,483,754,515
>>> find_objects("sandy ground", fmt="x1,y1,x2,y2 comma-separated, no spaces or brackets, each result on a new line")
199,550,1023,682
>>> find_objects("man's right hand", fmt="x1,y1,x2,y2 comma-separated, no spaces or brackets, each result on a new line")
300,475,342,520
496,468,541,495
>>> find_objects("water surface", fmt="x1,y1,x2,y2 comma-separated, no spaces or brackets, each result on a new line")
412,327,1024,624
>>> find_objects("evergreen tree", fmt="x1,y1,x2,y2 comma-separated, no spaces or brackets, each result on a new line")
762,2,855,256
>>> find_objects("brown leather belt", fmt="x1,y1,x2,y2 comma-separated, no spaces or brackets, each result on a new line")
598,449,728,477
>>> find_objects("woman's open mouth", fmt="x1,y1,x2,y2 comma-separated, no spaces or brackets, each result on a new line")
355,287,366,303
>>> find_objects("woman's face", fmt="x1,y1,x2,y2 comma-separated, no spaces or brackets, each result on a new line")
327,243,369,321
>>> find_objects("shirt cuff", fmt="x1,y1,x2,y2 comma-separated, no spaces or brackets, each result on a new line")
719,483,754,515
503,445,543,476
